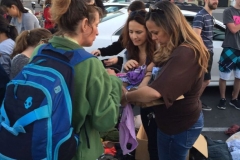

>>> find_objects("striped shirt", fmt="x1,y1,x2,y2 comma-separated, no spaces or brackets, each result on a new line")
192,9,214,51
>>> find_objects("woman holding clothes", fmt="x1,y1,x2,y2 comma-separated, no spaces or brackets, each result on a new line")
1,0,40,34
120,10,159,160
30,0,122,159
121,1,209,160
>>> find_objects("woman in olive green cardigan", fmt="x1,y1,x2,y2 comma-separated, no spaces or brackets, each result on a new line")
31,0,122,159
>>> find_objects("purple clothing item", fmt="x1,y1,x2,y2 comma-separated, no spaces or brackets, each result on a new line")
119,104,138,155
126,65,146,85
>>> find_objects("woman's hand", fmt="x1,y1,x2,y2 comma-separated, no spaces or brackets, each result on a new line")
104,57,118,66
91,49,101,56
106,68,116,76
124,59,139,71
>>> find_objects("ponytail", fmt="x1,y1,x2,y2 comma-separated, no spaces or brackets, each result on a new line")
11,30,28,59
50,0,102,36
11,28,52,59
50,0,72,25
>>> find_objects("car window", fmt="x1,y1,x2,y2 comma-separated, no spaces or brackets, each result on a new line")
185,16,225,41
115,27,123,35
105,6,125,13
213,23,225,41
100,11,124,23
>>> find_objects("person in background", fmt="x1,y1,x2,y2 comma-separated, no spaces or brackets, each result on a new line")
192,0,219,111
121,1,209,159
0,15,18,77
120,10,158,160
10,28,52,79
0,6,11,23
43,0,54,30
91,0,146,68
30,0,123,159
217,0,240,110
1,0,40,34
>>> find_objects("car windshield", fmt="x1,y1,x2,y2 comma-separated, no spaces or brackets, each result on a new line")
101,11,124,23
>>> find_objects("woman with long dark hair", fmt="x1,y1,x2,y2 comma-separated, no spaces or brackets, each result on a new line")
1,0,40,34
121,10,159,160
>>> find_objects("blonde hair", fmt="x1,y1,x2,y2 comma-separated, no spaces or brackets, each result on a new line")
50,0,103,36
146,1,209,77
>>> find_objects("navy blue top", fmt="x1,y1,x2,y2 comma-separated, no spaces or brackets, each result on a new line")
193,9,214,51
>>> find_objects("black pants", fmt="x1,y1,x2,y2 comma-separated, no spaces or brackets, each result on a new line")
140,107,159,160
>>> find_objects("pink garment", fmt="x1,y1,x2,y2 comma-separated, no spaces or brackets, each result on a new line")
119,104,138,155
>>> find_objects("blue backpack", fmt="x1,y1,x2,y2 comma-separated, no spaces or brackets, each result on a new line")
0,43,93,160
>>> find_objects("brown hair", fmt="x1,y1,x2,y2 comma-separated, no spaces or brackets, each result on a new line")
121,10,155,64
127,0,145,12
11,28,52,59
50,0,103,36
45,0,51,5
146,1,209,77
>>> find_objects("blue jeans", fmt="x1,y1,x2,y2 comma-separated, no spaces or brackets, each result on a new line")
157,112,203,160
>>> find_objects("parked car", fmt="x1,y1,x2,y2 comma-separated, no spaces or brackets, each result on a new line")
104,3,129,13
84,8,228,86
104,1,203,13
174,2,203,12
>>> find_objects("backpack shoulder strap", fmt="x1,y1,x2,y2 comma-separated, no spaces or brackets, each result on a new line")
70,48,94,66
35,43,94,66
1,104,50,136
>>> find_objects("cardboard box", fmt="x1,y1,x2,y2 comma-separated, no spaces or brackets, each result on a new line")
191,134,208,158
135,125,208,160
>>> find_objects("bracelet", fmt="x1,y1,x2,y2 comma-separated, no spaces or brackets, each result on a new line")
146,70,152,73
125,91,129,102
144,74,152,77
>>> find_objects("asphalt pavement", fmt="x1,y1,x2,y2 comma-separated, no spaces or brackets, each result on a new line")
201,86,239,142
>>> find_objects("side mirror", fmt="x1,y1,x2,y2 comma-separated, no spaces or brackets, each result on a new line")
31,2,36,10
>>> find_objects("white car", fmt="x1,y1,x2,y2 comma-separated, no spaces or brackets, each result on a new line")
85,8,230,86
104,2,129,13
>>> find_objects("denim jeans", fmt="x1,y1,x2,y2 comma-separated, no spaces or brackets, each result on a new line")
157,112,204,160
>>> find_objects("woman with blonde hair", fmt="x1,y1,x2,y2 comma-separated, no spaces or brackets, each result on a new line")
37,0,121,159
10,28,52,79
121,1,209,160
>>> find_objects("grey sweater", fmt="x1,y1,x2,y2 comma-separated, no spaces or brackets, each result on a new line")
0,38,15,76
10,12,40,34
10,54,29,79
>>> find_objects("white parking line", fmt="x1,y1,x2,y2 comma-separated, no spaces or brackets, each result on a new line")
202,127,228,132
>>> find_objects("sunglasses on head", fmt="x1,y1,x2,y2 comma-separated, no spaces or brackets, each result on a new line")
149,5,164,15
